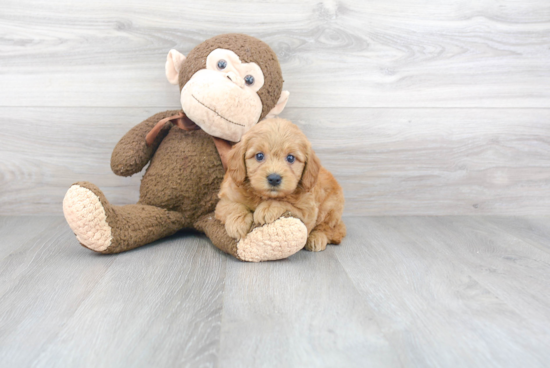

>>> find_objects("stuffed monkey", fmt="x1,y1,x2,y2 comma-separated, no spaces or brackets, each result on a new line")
62,34,307,262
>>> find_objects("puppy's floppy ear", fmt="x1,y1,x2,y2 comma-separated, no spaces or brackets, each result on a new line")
227,138,248,186
300,147,321,191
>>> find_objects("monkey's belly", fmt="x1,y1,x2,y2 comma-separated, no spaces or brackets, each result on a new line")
138,128,225,227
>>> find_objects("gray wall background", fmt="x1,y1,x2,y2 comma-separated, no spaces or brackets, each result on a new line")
1,0,549,215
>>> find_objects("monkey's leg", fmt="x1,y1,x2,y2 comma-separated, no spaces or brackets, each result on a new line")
63,181,186,254
195,212,307,262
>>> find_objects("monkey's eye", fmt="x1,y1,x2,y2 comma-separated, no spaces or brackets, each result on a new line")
286,154,295,164
217,60,227,70
255,152,265,162
244,75,255,86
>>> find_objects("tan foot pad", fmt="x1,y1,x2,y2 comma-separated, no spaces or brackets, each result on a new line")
236,217,307,262
63,185,112,252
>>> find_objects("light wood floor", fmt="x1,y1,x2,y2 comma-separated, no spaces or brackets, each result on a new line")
1,216,549,367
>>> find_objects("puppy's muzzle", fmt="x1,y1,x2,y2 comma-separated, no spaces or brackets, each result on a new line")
267,173,282,187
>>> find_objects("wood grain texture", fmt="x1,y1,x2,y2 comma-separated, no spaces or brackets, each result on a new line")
403,216,550,327
0,216,60,259
0,0,549,108
1,0,549,215
336,216,550,367
1,215,550,367
218,249,398,368
0,220,227,368
481,217,550,255
1,107,548,215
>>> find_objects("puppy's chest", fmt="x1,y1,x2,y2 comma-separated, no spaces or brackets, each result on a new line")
250,192,317,213
241,193,263,211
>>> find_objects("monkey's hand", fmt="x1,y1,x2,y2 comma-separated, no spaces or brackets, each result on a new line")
254,201,292,226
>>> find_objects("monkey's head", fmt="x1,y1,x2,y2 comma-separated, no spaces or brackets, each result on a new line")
165,34,289,142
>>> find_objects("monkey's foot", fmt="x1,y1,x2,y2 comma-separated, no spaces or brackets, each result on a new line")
236,214,307,262
63,182,113,252
63,182,186,254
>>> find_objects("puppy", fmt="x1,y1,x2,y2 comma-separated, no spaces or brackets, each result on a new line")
215,118,346,252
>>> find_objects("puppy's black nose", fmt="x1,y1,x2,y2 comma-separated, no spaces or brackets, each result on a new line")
267,173,282,187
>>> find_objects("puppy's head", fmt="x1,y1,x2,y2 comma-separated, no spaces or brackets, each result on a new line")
227,118,321,198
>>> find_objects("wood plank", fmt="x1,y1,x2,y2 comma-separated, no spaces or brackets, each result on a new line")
0,216,61,259
1,107,549,216
336,216,550,367
218,248,399,367
0,0,549,108
0,218,227,367
474,217,550,256
396,216,550,327
293,108,550,216
1,215,550,367
0,107,149,214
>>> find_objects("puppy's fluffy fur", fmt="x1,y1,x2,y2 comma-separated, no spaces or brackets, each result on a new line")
215,118,346,252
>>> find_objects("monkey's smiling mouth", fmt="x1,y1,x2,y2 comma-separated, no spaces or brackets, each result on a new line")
192,95,245,127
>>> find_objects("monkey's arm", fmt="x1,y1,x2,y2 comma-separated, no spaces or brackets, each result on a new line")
110,110,179,177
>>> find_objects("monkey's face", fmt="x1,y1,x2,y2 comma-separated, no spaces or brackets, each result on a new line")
166,34,290,142
181,49,265,142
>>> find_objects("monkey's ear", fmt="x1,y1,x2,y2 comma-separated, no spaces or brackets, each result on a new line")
227,139,248,186
265,91,290,119
165,49,186,85
300,148,321,192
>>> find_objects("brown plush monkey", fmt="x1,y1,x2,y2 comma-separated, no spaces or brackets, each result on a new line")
62,34,307,262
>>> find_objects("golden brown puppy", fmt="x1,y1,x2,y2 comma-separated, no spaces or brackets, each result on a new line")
215,118,346,252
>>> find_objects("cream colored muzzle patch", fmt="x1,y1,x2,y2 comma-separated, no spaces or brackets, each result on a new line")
181,69,263,142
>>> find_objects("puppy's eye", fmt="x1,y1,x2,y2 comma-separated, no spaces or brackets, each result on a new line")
255,152,265,161
286,154,295,163
244,75,255,86
217,60,227,70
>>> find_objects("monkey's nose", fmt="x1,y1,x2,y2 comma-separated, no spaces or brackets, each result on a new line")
267,174,282,187
226,72,244,88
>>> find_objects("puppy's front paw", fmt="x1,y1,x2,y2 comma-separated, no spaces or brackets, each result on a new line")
225,212,254,240
254,202,288,226
304,231,328,252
